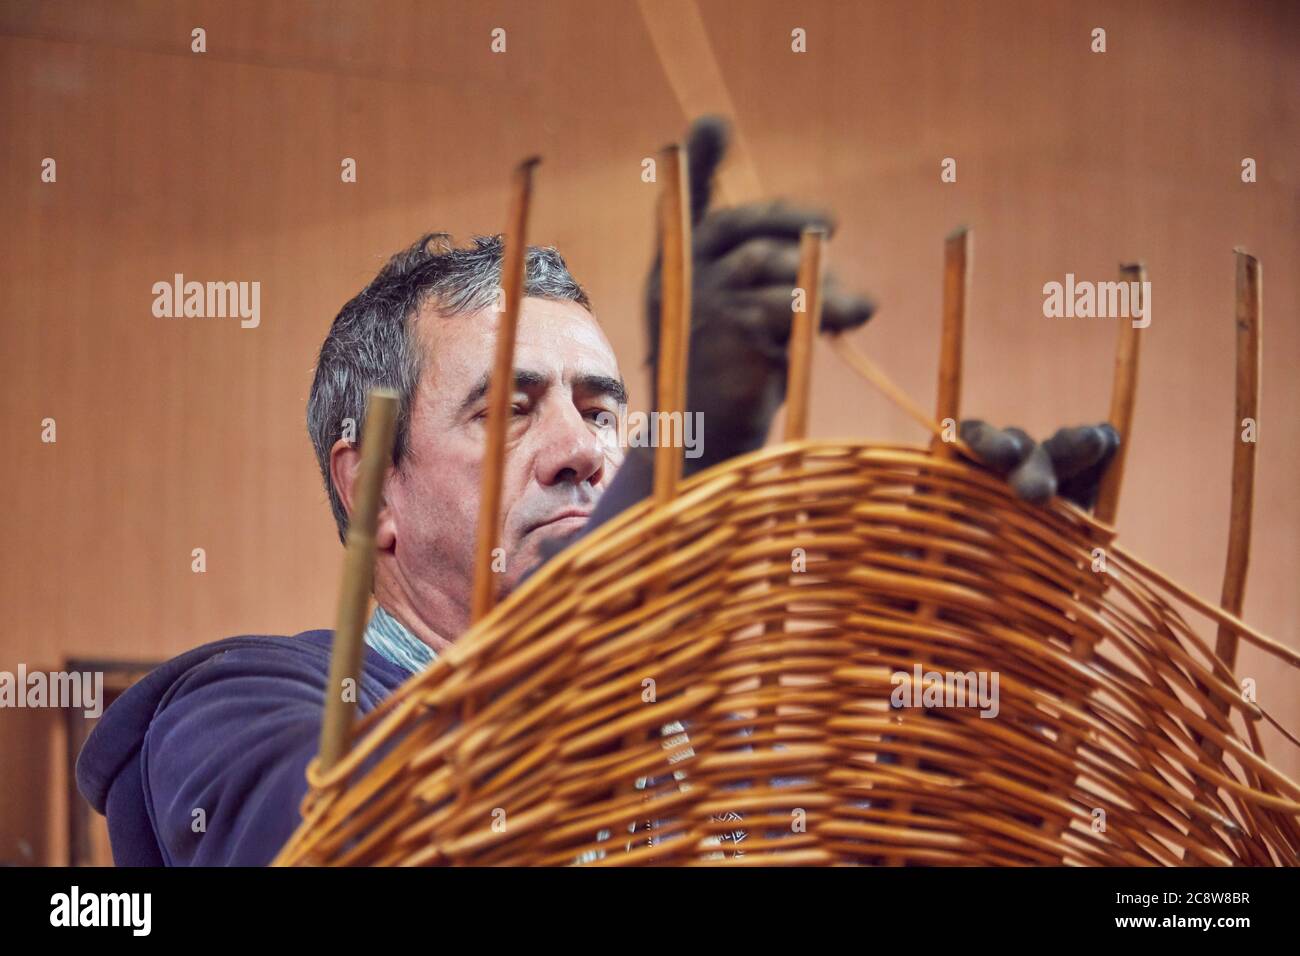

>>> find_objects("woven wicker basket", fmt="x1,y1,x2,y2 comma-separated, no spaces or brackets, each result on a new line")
276,152,1299,867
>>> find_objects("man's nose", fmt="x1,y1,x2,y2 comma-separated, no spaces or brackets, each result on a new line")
533,402,607,488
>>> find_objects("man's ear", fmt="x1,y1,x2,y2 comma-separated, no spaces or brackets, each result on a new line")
328,438,397,551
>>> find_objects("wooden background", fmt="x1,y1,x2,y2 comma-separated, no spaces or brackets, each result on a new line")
1,0,1296,864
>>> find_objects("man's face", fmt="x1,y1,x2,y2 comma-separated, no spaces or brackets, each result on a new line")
379,296,625,642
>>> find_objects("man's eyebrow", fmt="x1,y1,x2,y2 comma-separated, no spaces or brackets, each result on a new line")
574,373,627,405
458,368,552,414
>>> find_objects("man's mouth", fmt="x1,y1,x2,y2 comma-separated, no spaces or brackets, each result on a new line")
527,510,592,535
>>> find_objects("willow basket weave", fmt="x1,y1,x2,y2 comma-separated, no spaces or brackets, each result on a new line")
277,438,1300,867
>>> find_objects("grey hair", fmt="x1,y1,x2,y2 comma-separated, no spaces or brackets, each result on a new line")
307,233,592,543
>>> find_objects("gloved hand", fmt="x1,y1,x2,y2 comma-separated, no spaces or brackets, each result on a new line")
959,420,1120,509
645,116,876,475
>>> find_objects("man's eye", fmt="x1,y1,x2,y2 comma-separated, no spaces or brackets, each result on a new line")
474,402,527,421
586,408,614,423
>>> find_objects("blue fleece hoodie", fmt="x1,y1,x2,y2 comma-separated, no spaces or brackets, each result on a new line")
75,631,412,866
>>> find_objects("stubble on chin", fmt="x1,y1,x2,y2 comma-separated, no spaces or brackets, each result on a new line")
513,523,584,578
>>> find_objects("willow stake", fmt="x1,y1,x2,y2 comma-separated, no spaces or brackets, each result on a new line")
318,388,399,774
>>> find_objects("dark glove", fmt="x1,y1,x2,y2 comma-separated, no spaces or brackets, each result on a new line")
959,420,1120,509
645,116,876,475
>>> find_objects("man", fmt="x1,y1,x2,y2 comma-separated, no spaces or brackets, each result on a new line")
76,118,1117,865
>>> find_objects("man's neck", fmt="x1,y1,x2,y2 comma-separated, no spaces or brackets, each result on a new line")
373,577,458,656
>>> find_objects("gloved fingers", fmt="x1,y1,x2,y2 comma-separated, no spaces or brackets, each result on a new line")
710,238,803,289
705,288,795,364
716,281,874,345
963,421,1058,503
649,199,826,369
1007,443,1058,505
709,240,875,327
1054,424,1119,510
958,420,1035,475
960,420,1117,508
1042,423,1120,481
693,200,836,261
684,115,730,225
1058,469,1105,511
819,283,876,334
